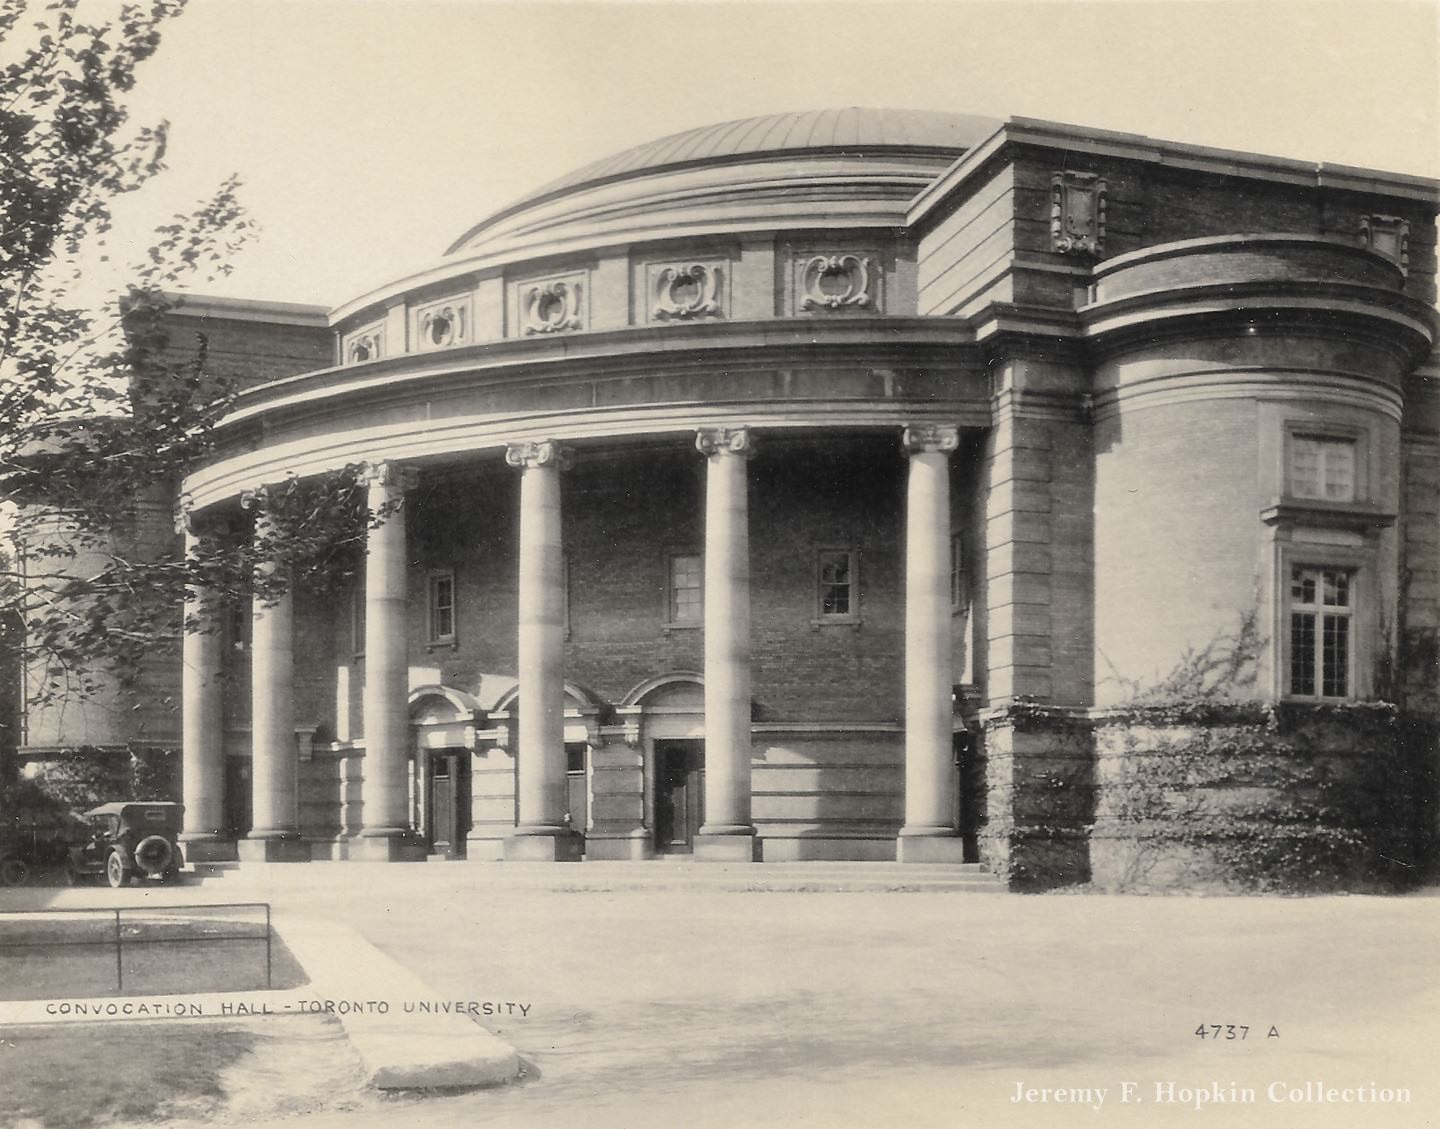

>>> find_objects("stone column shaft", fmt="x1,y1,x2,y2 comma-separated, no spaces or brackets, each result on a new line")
249,543,297,839
504,440,579,861
179,522,233,861
359,462,419,851
695,427,758,861
899,425,965,863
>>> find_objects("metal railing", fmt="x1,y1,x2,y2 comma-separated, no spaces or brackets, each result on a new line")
0,902,272,997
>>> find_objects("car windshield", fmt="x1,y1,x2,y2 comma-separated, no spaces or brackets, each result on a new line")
87,815,118,836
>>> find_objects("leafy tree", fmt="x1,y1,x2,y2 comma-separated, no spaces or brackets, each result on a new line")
0,1,369,715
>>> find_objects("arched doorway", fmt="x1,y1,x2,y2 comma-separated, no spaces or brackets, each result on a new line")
624,674,705,856
409,686,481,860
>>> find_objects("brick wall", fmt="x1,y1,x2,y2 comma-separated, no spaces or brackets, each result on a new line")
1093,397,1262,704
301,433,919,734
159,310,333,394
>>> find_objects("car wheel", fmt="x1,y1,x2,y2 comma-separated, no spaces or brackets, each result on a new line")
0,856,31,887
105,850,133,889
133,835,174,877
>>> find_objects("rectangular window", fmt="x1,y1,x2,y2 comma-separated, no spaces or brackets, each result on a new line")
817,549,856,619
427,570,456,644
226,599,250,654
1288,566,1352,698
667,553,702,624
1290,435,1356,502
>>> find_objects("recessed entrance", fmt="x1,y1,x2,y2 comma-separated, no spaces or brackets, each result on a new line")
425,749,469,859
654,740,704,853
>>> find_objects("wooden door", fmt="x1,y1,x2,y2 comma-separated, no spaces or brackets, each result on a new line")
655,741,704,852
427,751,468,859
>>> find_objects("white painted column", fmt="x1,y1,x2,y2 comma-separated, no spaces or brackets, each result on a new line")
503,439,580,861
355,461,425,861
898,424,965,863
695,426,759,861
177,515,234,862
239,502,306,861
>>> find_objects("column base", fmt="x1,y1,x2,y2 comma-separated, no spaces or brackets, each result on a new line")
896,831,966,864
178,835,238,864
237,837,311,863
583,830,653,861
693,832,761,862
503,829,584,862
347,834,428,862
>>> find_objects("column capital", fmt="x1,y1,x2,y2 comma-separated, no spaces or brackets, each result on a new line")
695,426,755,459
901,424,960,457
359,460,419,491
174,495,197,537
505,439,573,471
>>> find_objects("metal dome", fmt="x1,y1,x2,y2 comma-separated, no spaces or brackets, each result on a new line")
444,108,1002,256
531,107,1002,198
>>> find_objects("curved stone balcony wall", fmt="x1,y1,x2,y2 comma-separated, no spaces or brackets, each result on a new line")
184,319,988,509
1091,235,1406,302
1081,235,1434,362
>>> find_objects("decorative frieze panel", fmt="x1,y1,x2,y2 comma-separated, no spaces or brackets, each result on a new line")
519,272,585,336
342,321,385,364
795,252,877,311
1050,171,1107,257
414,295,471,351
1359,215,1409,273
648,261,725,322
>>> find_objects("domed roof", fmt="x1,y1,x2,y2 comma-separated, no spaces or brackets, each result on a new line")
441,107,1003,262
529,107,1002,200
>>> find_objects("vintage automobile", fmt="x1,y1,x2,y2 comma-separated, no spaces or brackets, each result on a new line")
0,806,91,887
71,802,185,887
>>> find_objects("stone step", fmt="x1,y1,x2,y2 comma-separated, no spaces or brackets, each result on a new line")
186,859,1005,892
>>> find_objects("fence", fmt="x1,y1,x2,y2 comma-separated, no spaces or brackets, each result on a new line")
0,902,273,999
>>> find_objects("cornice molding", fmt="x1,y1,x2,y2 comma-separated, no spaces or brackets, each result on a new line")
909,117,1439,232
220,318,984,431
183,400,987,512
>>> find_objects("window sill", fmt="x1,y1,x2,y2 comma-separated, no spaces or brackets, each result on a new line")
811,616,862,628
1261,498,1395,531
662,621,702,633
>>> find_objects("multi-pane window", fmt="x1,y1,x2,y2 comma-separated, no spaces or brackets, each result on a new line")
427,570,456,644
668,553,702,624
1289,566,1352,698
818,549,855,618
1290,435,1356,502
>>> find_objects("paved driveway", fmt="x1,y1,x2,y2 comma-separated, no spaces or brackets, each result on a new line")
6,872,1438,1128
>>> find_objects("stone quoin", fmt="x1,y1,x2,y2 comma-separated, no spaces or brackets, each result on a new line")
16,108,1440,890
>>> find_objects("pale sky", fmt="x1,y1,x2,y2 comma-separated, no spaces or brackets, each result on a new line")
96,0,1440,309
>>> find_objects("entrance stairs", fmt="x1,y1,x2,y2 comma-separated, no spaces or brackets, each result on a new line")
188,859,1005,893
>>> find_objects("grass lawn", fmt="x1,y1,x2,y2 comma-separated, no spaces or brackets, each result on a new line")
0,1022,256,1128
0,929,307,1000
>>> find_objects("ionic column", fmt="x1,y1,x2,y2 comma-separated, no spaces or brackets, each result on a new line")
503,439,580,861
355,461,426,861
898,424,965,863
239,499,306,862
695,426,759,862
177,510,235,862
